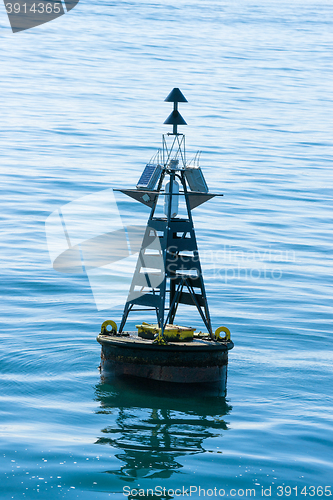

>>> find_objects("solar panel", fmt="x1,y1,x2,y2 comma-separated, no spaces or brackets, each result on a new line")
136,164,162,190
184,166,208,193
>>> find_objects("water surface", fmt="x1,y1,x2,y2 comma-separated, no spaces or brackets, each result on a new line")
0,0,332,498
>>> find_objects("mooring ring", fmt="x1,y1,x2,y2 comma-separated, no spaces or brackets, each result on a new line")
215,326,231,341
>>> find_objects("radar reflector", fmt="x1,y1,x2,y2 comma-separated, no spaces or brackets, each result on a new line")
136,164,162,190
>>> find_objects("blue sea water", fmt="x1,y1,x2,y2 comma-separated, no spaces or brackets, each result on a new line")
0,0,333,498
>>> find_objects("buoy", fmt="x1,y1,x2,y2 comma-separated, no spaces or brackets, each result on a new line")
97,89,234,384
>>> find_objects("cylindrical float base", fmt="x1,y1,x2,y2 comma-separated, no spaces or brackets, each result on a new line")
97,333,233,384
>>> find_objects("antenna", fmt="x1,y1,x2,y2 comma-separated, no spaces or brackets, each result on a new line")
164,87,188,135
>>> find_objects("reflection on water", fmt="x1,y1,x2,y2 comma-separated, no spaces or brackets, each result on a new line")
94,376,232,481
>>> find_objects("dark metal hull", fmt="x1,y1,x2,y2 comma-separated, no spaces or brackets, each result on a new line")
97,332,234,384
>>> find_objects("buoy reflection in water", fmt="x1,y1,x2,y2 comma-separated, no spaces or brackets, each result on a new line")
94,377,232,481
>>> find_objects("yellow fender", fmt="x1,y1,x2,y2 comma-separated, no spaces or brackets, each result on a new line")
101,320,117,335
215,326,231,341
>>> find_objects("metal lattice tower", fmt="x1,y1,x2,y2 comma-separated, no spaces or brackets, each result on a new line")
118,89,222,338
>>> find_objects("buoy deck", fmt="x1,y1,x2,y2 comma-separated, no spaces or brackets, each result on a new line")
97,332,233,350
